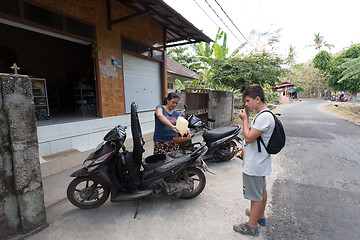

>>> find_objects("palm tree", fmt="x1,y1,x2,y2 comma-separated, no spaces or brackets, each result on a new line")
306,32,334,52
313,32,324,51
286,45,297,66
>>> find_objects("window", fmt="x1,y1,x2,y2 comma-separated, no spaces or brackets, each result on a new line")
122,38,137,52
168,83,173,89
1,2,93,40
139,45,151,57
153,49,163,60
23,2,62,30
122,38,164,61
0,0,20,17
65,17,93,39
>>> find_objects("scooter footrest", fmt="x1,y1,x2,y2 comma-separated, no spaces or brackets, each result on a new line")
111,189,153,202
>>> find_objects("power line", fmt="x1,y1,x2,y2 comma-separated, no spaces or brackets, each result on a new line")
203,0,244,44
213,0,254,47
193,0,221,30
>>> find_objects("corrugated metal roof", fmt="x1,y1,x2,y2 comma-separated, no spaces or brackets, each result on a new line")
116,0,212,47
167,57,199,79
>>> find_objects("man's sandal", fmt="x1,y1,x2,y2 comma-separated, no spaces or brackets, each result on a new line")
233,222,259,236
245,208,266,226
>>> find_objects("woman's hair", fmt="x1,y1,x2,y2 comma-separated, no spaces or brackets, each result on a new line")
163,92,180,105
242,84,265,103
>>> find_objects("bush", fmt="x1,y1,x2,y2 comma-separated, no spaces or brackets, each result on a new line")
266,91,280,105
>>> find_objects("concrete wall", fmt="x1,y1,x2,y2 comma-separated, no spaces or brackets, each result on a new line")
0,74,47,239
208,91,234,128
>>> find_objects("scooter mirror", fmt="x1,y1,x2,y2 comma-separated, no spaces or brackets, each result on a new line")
207,118,215,122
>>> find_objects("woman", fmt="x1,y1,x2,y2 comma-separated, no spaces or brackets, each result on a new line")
153,92,182,154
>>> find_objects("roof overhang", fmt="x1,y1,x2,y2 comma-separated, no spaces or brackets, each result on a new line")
112,0,212,48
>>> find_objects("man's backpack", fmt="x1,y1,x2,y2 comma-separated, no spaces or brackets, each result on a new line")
253,110,285,154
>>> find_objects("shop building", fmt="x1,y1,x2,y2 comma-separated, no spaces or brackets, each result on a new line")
0,0,211,176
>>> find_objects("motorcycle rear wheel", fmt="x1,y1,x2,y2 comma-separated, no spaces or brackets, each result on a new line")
180,167,206,199
67,177,110,209
219,140,237,162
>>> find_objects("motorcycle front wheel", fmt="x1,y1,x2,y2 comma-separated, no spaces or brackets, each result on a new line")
179,167,206,199
67,177,110,209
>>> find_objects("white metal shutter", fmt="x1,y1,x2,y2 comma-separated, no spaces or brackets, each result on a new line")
123,53,162,113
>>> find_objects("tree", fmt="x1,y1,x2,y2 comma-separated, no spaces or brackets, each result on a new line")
312,32,324,51
167,46,200,72
313,50,332,72
337,56,360,82
210,50,283,91
285,45,297,66
329,44,360,100
289,62,328,98
307,32,334,52
191,28,248,90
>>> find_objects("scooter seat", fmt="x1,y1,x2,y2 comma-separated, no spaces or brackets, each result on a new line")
143,154,167,171
203,126,239,143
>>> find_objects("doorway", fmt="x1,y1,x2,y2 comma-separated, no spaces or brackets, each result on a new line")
0,22,96,124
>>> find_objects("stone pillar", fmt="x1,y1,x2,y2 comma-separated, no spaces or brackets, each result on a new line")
0,74,48,239
208,90,234,128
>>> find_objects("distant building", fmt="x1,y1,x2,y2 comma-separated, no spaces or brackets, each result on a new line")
167,56,199,92
272,82,295,98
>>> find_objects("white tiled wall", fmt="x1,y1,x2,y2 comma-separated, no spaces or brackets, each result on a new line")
37,111,155,163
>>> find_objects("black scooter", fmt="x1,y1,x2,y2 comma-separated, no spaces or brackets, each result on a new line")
183,105,242,162
67,102,210,209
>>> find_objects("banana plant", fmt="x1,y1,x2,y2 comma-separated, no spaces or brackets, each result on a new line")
337,57,360,82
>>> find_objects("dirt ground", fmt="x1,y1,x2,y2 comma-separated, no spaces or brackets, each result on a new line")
322,102,360,125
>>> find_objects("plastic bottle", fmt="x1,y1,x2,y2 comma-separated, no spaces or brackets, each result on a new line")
175,117,188,136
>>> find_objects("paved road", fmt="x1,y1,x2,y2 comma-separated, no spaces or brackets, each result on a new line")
265,100,360,239
27,100,360,240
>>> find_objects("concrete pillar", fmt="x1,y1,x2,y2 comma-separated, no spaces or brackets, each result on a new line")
0,74,47,239
208,90,234,128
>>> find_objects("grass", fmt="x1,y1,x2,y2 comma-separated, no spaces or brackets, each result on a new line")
322,103,360,125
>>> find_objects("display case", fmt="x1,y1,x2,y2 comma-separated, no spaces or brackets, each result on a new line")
31,78,50,120
74,82,97,116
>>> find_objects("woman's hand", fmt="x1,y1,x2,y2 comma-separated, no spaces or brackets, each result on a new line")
184,128,191,137
172,125,179,133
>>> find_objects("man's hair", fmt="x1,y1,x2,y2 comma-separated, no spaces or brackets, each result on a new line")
242,84,265,103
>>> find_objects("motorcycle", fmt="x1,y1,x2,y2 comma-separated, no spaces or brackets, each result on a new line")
182,105,242,162
67,102,210,209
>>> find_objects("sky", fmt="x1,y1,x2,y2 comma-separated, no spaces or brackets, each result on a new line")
164,0,360,63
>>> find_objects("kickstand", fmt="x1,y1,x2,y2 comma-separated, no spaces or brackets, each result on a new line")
133,199,142,219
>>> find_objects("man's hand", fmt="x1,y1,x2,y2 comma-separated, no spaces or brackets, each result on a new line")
238,109,247,121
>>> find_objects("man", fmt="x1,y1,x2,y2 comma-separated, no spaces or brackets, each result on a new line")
233,84,275,236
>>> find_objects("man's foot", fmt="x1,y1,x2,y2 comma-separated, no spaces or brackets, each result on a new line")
245,208,266,226
233,222,259,236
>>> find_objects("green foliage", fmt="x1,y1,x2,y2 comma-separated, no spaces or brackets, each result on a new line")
167,46,200,72
175,78,202,92
285,45,297,66
337,57,360,82
284,62,328,97
328,44,360,93
210,51,283,91
295,86,304,93
265,89,280,105
313,50,332,72
175,79,185,91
